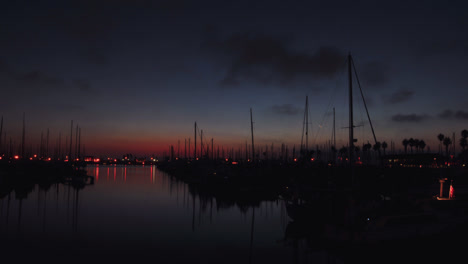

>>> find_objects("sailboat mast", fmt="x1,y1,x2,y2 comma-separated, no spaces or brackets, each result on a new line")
78,127,81,160
21,112,25,158
0,116,3,154
333,107,336,149
250,108,255,162
305,96,309,152
194,122,197,159
69,120,73,161
348,54,354,165
46,128,49,158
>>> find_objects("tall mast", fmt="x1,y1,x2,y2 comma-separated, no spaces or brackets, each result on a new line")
46,128,49,158
194,122,197,159
58,132,61,160
333,107,336,149
40,131,44,157
21,112,25,158
0,116,3,154
348,54,354,165
306,96,309,152
250,108,255,162
69,120,73,161
78,127,81,160
200,130,203,158
75,125,78,160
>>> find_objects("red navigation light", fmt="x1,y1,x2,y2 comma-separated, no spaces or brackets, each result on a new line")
33,154,37,158
29,157,33,160
48,158,52,161
225,158,228,162
311,158,315,161
294,158,297,162
14,155,19,159
232,162,238,165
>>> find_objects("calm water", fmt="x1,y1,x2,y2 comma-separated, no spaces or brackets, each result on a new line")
1,165,335,263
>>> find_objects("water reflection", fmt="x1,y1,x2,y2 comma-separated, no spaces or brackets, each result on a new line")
1,165,301,263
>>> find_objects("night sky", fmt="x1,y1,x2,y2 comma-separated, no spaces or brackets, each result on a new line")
1,0,467,157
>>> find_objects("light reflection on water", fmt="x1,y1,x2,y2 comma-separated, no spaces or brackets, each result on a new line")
1,165,331,263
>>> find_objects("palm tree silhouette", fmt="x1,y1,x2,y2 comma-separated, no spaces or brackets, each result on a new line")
462,129,468,139
402,139,409,154
460,137,467,152
443,137,452,157
362,142,371,163
339,146,348,158
418,140,426,153
373,142,381,153
382,141,388,156
438,133,445,154
409,138,415,153
414,139,420,153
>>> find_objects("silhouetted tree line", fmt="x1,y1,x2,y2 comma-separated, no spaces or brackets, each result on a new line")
401,138,426,154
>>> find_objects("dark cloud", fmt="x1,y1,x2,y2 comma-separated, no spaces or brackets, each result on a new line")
15,71,64,88
383,89,414,104
205,33,345,87
455,111,468,120
438,109,454,119
359,61,389,87
438,109,468,120
73,79,92,92
391,114,430,123
0,61,87,95
270,104,302,116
